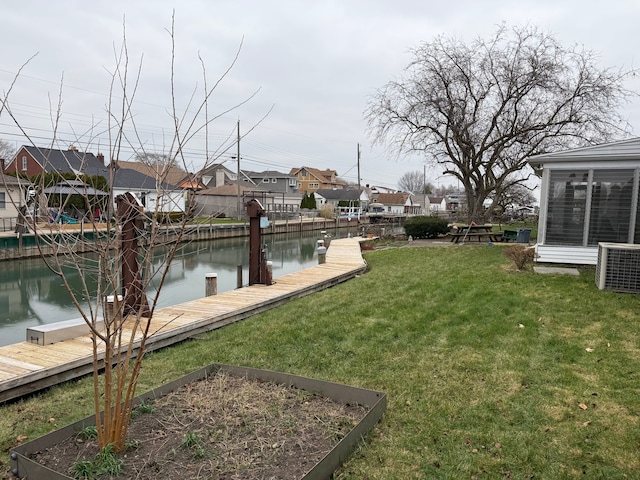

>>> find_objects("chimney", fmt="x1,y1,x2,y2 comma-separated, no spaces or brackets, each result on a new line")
97,153,105,165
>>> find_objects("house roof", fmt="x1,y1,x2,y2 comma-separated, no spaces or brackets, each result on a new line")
244,169,295,179
289,166,346,186
115,160,201,189
111,168,177,190
0,172,25,186
18,146,108,176
315,188,362,201
528,137,640,166
199,163,236,176
376,192,412,206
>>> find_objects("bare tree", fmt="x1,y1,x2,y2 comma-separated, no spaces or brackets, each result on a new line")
490,183,537,217
433,184,457,197
366,24,635,221
0,139,16,164
1,15,259,453
397,170,433,194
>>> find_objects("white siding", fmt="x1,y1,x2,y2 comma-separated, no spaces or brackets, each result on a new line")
535,245,598,265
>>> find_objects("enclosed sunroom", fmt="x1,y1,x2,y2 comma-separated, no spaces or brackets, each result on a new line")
529,137,640,265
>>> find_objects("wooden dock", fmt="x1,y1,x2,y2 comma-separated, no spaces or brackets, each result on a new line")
0,238,368,403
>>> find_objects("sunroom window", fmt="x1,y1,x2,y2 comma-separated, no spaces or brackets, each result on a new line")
587,169,635,245
545,168,639,246
545,170,589,246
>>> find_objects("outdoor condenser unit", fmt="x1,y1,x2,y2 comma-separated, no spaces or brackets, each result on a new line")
595,242,640,293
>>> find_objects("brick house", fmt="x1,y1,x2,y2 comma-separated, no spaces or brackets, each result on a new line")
4,145,107,177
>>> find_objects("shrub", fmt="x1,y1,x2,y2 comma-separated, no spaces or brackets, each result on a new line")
403,216,450,239
318,205,335,219
503,244,536,270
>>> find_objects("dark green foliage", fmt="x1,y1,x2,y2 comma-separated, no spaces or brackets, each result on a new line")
300,192,317,209
70,444,123,479
337,200,359,207
403,215,449,238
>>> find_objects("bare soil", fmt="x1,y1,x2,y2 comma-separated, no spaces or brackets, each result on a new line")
27,372,369,479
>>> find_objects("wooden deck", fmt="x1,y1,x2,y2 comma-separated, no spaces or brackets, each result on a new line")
0,237,368,403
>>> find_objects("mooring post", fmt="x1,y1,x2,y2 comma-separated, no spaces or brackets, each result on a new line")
246,198,266,285
105,294,123,322
265,260,273,286
115,192,150,317
205,273,218,296
317,244,327,264
236,265,243,289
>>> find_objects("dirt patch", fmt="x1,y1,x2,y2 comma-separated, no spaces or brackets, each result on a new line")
27,372,369,479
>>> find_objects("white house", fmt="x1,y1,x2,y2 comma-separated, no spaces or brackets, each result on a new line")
429,196,447,213
111,167,186,214
0,172,28,231
374,192,419,215
314,188,369,217
528,137,640,265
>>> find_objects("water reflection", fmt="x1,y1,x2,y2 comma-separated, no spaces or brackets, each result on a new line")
0,232,327,346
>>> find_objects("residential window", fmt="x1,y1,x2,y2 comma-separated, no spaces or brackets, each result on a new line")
271,178,277,183
545,168,639,246
588,169,635,245
288,178,297,187
309,182,319,189
263,177,269,183
21,156,27,171
545,170,589,246
0,192,5,209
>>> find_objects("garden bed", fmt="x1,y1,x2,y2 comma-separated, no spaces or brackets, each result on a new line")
10,364,386,479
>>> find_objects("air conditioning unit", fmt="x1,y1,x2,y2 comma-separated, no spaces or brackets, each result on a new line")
595,243,640,293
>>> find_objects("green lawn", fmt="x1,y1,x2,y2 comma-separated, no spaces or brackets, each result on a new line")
2,245,639,478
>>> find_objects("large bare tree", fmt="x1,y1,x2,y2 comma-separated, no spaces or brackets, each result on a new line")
366,24,635,221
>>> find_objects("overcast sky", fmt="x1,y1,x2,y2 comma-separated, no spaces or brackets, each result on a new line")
2,1,639,192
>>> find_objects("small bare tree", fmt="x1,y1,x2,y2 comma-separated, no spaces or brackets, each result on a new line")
1,15,260,453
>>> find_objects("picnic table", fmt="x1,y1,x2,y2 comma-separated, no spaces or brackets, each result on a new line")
448,224,501,244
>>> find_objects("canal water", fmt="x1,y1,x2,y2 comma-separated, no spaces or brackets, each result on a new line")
0,231,333,347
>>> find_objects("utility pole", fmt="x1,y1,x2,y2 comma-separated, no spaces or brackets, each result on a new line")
357,143,361,191
236,120,241,220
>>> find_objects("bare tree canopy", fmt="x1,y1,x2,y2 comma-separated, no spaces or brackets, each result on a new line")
366,24,635,220
0,139,16,162
490,183,537,216
397,170,433,194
